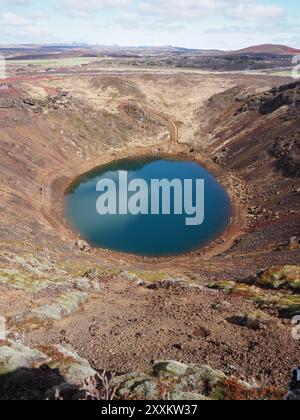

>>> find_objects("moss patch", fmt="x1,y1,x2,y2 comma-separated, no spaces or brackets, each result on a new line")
208,280,300,318
256,266,300,292
134,270,170,283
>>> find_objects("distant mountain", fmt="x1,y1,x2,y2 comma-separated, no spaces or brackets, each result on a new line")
226,44,300,56
1,43,299,59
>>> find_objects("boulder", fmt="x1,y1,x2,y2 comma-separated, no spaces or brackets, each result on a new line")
0,341,97,399
153,361,189,377
111,361,227,400
11,291,89,325
75,240,91,253
228,311,273,331
0,340,50,375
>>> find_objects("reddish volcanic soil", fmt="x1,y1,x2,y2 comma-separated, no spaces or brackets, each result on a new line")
27,278,300,388
0,70,299,392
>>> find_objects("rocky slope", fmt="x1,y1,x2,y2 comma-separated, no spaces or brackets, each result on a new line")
0,73,299,399
195,81,300,269
0,342,286,400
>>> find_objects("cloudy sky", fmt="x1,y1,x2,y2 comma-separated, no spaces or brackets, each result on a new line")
0,0,299,50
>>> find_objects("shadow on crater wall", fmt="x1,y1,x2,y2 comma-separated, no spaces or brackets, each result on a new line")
0,367,85,400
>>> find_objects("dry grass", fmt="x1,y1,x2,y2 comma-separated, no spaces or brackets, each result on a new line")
54,372,119,401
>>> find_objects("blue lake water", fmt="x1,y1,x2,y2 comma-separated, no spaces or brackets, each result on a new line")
64,157,232,256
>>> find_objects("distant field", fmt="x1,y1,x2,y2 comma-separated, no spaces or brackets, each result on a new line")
6,57,109,67
4,56,296,79
268,70,294,77
252,69,294,78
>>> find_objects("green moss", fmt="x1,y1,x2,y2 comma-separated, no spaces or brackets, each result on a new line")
257,266,300,292
111,361,252,400
0,341,49,376
134,270,169,283
209,383,228,401
208,279,300,318
153,361,189,377
0,269,50,292
208,280,236,293
12,291,89,326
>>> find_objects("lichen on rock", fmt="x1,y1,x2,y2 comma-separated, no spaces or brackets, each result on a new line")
11,291,89,328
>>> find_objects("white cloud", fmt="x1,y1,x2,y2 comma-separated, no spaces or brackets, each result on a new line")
206,20,299,36
0,8,49,28
0,11,32,27
205,26,254,34
31,10,49,19
0,0,33,5
0,5,52,43
111,0,286,32
55,0,132,18
54,0,286,23
114,10,185,31
0,0,294,48
168,0,283,21
227,4,285,20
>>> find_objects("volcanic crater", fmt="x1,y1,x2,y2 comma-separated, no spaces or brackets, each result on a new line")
0,71,299,396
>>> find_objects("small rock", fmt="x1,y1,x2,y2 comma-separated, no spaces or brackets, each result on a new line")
75,240,91,253
173,343,184,350
23,98,35,106
153,361,189,377
211,301,232,310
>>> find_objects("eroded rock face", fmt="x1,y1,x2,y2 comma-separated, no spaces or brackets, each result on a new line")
238,81,300,115
268,135,300,178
